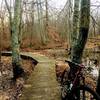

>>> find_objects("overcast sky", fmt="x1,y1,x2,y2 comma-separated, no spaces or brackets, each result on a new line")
0,0,100,8
0,0,100,12
49,0,100,10
49,0,66,9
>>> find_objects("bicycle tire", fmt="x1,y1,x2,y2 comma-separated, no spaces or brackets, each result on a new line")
61,69,67,84
61,69,71,85
61,85,100,100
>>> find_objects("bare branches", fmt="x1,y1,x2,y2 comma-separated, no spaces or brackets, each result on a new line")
5,0,11,16
0,0,100,46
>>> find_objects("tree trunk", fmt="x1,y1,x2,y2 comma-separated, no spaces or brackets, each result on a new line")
70,0,90,99
18,3,23,45
0,28,1,63
96,70,100,95
30,0,35,47
5,0,13,36
96,51,100,95
45,0,49,40
12,0,23,79
37,0,46,44
71,0,80,46
71,0,90,64
39,0,46,44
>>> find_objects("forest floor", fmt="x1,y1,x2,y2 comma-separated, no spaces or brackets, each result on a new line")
0,56,34,100
0,34,100,100
0,52,61,100
0,50,99,100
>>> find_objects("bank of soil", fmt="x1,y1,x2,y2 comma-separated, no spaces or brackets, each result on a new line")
0,50,99,100
0,56,35,100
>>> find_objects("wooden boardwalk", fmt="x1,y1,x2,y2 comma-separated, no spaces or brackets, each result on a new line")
20,53,61,100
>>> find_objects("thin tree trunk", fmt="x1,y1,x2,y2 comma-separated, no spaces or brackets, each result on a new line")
71,0,80,45
30,0,35,47
45,0,49,40
37,0,45,44
19,2,23,45
0,27,1,63
0,27,2,90
96,53,100,95
96,69,100,95
67,0,73,49
40,0,46,44
5,0,12,36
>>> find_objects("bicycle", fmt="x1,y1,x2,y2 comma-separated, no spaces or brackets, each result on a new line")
61,60,100,100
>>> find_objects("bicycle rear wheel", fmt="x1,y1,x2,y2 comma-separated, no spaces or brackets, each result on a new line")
61,85,100,100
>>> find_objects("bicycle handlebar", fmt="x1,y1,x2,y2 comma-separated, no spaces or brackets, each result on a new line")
65,60,84,68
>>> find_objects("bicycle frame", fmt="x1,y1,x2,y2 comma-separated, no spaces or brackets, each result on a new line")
65,60,85,90
73,65,85,87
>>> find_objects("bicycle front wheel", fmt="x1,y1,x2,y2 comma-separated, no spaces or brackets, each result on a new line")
62,85,100,100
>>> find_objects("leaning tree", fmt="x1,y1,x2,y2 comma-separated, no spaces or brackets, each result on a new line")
70,0,90,98
5,0,23,79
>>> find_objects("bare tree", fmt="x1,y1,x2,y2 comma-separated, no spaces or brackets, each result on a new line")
71,0,80,47
37,0,46,44
70,0,90,98
71,0,90,63
0,25,1,63
30,0,35,47
11,0,24,79
45,0,49,40
0,0,6,62
5,0,13,35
